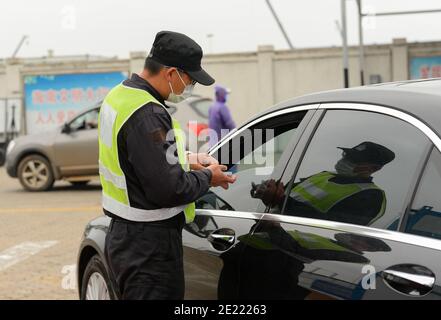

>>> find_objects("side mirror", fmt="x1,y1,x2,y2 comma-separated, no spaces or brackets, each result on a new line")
62,123,71,134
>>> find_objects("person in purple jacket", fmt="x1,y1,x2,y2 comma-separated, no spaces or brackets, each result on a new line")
208,85,236,147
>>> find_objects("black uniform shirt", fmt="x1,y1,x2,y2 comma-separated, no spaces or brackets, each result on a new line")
103,74,212,224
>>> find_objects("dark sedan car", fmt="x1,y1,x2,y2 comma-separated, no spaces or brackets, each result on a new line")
77,78,441,300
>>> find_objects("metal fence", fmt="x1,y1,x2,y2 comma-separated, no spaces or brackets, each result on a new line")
0,98,20,143
0,98,20,166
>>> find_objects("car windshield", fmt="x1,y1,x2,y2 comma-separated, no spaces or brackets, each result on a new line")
69,109,99,131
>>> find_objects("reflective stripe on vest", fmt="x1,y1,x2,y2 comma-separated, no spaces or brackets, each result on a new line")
98,84,195,223
290,171,385,222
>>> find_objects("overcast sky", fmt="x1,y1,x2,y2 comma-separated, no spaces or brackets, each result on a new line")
1,0,441,59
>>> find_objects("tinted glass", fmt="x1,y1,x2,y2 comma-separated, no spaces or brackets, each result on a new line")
280,109,429,229
406,148,441,240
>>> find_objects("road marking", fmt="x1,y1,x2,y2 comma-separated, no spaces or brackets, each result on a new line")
0,241,58,272
0,206,101,214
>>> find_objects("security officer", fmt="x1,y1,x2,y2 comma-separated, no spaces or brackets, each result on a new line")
252,141,395,226
99,31,236,300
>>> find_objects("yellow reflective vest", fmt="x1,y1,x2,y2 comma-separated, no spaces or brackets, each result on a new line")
98,84,195,223
290,171,385,223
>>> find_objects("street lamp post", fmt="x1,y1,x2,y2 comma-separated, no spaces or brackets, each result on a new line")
206,34,214,54
265,0,294,50
341,0,349,88
356,5,441,86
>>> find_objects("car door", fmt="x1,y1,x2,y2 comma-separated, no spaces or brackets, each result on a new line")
239,104,441,300
182,105,319,299
53,108,99,177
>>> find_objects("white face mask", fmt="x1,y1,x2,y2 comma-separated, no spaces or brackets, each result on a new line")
335,158,358,176
167,70,195,103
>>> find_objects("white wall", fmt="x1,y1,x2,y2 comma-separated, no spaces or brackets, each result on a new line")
1,38,441,136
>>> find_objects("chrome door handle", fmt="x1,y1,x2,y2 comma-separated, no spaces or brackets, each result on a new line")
209,233,235,243
208,228,236,251
382,264,435,297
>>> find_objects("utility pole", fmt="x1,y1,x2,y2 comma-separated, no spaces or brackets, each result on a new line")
206,34,214,54
11,35,29,58
341,0,349,88
265,0,294,49
356,0,365,85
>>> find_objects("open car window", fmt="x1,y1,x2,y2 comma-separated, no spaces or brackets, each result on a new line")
196,110,307,213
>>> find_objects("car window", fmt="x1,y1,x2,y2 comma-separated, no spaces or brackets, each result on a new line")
279,109,430,230
70,109,99,131
190,99,212,118
195,111,307,213
405,148,441,240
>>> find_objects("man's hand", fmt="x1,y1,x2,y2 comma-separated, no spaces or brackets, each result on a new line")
206,164,237,190
251,179,285,206
187,152,219,171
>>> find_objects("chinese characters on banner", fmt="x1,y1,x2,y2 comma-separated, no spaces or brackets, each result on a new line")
24,72,127,134
31,87,110,125
410,56,441,80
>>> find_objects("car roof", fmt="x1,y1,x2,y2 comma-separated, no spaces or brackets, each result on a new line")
252,78,441,135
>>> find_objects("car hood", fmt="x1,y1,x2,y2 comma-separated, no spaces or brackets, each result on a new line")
14,127,60,147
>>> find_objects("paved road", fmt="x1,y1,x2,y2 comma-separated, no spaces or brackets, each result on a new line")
0,168,102,299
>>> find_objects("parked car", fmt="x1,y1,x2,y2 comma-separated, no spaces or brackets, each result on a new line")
5,96,212,191
5,106,100,191
78,78,441,300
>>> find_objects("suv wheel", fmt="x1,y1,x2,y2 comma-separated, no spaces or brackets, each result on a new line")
81,255,115,300
17,154,55,191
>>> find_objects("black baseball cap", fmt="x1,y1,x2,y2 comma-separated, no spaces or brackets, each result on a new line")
147,31,215,86
338,141,395,166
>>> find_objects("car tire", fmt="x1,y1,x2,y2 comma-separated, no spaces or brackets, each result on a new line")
81,254,115,300
17,154,55,192
70,180,90,187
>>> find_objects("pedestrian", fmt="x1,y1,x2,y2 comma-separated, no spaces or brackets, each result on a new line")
99,30,236,300
208,85,236,147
